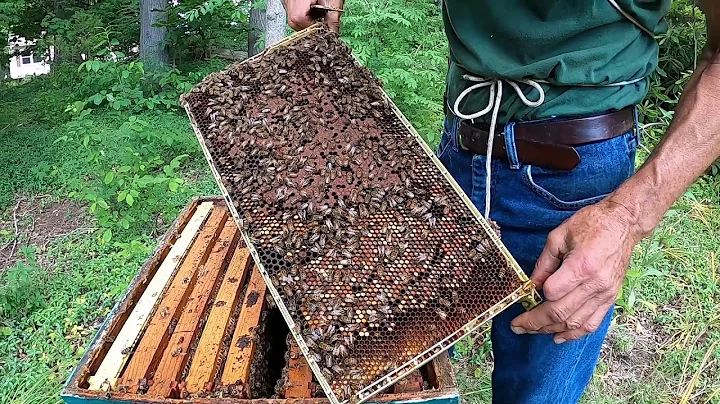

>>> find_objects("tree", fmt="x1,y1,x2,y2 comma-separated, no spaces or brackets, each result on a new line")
248,0,284,56
265,0,285,48
140,0,168,67
248,0,266,57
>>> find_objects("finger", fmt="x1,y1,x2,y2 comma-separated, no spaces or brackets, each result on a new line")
537,294,605,334
510,285,592,334
321,0,344,32
287,0,317,31
539,252,588,302
553,301,613,344
531,226,569,289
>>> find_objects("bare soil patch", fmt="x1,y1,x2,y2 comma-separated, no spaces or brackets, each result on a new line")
598,312,671,395
0,196,91,271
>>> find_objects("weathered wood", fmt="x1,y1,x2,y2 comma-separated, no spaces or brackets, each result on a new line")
209,48,249,61
391,370,424,394
220,266,267,388
87,202,214,391
431,352,456,390
184,245,254,393
284,340,314,398
147,223,240,397
117,208,228,393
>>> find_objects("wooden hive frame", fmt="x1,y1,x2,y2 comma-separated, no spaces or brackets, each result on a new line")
180,24,540,404
61,197,461,404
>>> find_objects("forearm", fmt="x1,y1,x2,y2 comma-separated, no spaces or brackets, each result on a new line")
609,47,720,239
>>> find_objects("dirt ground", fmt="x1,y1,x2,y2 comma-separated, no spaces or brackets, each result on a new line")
0,196,91,271
598,313,669,394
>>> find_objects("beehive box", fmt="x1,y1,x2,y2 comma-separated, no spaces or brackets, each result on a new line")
61,197,460,404
181,23,539,404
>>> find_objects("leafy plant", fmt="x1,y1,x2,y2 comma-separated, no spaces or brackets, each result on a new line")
0,246,45,318
342,0,447,147
162,0,250,61
61,116,188,242
618,239,667,313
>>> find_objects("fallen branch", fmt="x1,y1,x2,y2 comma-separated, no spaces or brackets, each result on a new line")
8,198,23,259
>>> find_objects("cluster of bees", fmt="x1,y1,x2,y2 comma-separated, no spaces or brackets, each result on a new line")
186,26,514,402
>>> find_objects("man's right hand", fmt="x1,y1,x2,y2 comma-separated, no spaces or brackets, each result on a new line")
281,0,345,33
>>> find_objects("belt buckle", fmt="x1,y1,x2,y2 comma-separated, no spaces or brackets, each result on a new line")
459,135,470,151
459,120,502,152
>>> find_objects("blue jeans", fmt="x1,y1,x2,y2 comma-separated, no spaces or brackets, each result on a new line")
438,114,638,404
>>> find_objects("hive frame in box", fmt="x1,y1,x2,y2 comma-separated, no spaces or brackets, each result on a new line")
180,24,541,404
60,196,461,404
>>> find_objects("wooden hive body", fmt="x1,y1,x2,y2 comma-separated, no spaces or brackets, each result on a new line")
61,197,460,404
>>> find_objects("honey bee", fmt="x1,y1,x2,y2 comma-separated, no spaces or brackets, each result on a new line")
321,367,334,383
439,297,452,308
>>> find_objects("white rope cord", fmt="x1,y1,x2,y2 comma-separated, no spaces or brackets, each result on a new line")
452,75,545,219
448,0,652,221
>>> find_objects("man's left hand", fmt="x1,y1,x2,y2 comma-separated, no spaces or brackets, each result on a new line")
510,198,642,343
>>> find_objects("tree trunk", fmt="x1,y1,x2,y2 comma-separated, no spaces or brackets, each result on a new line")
53,0,69,64
248,0,267,57
140,0,169,68
265,0,287,49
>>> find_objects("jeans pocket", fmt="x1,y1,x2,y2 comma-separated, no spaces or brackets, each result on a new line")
436,132,453,160
520,132,636,211
522,165,612,210
436,116,456,160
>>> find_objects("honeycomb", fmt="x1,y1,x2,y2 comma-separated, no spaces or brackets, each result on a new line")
182,24,538,404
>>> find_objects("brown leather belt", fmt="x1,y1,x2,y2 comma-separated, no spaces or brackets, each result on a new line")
458,107,635,171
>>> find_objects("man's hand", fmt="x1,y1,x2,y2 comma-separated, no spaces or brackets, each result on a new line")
511,0,720,343
510,199,643,343
282,0,345,33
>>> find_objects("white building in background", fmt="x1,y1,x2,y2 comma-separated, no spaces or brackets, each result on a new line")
8,36,53,79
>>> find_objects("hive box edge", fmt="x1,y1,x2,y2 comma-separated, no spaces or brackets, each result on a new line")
60,195,460,404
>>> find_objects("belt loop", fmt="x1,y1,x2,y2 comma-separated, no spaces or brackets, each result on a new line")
633,105,641,146
504,122,521,170
452,115,460,152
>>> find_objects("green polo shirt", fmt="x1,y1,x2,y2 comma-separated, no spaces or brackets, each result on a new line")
443,0,671,124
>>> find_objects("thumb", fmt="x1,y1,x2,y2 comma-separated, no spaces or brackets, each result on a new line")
321,0,344,32
531,226,569,290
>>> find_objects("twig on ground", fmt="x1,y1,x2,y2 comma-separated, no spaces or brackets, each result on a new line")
8,198,24,259
44,227,98,248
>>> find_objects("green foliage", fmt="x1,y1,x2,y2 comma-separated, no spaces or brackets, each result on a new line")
58,31,196,114
39,0,140,63
343,0,447,146
38,20,213,241
55,113,195,241
70,60,194,112
617,239,667,313
163,0,250,61
0,246,45,318
639,1,706,146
